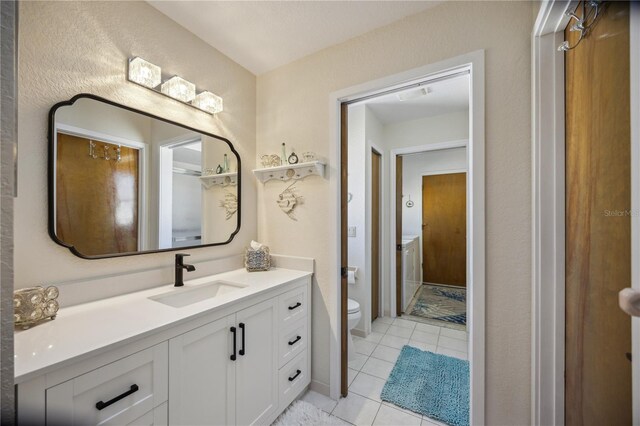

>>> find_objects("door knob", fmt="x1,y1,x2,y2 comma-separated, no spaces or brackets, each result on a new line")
618,288,640,317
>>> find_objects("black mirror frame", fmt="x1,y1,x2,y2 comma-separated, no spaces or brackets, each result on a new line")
48,93,241,259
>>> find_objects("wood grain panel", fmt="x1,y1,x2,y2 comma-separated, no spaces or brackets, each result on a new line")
371,151,381,321
422,173,466,286
396,156,403,315
56,133,139,256
564,2,631,424
340,103,349,397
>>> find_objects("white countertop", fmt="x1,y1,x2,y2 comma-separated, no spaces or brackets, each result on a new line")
14,268,311,384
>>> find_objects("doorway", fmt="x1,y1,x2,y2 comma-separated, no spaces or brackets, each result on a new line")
334,52,485,424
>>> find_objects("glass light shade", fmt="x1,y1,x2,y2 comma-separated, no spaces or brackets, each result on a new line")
161,76,196,103
128,57,161,89
192,91,223,114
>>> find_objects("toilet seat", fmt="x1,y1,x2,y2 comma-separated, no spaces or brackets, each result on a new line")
347,298,360,314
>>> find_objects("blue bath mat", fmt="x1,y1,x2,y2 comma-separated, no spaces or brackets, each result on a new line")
380,346,469,426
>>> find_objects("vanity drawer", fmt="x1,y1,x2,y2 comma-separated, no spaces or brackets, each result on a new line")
127,402,167,426
279,319,308,368
278,350,309,412
46,342,168,426
279,285,308,326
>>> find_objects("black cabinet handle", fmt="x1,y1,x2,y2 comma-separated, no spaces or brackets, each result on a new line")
95,384,139,410
288,336,302,346
288,302,302,311
239,323,246,356
230,326,237,361
288,369,301,382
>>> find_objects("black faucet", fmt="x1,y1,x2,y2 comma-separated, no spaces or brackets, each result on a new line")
175,253,196,287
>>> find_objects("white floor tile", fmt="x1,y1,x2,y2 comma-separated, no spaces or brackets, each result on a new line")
361,357,395,380
376,316,395,325
422,416,448,426
349,352,369,371
407,340,437,352
362,332,384,344
414,323,441,335
379,334,410,349
385,325,414,339
372,321,391,334
348,368,359,386
393,318,417,330
439,327,468,341
381,401,423,419
332,393,381,426
410,330,439,345
349,372,386,402
301,390,338,413
355,339,378,356
437,336,468,352
373,404,422,426
370,345,401,363
436,346,468,360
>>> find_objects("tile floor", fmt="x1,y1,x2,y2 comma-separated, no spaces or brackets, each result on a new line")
300,315,469,426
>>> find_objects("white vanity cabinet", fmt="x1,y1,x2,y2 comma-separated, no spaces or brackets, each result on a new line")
168,298,279,426
16,272,312,426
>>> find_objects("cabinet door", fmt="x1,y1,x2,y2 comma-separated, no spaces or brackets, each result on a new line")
235,298,279,425
169,315,236,426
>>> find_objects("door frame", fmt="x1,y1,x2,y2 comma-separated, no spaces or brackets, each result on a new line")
390,141,468,317
370,146,383,323
531,2,640,424
329,50,485,425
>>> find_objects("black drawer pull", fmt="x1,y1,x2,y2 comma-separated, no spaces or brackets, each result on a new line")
239,323,246,356
288,369,302,382
288,302,302,311
95,384,139,410
288,336,302,346
230,326,237,361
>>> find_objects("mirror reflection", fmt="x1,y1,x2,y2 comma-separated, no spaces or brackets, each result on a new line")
51,95,240,258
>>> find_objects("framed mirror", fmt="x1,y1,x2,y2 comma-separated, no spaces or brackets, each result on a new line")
48,94,241,259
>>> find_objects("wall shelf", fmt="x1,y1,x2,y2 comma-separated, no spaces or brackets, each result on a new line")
199,172,237,189
252,161,325,183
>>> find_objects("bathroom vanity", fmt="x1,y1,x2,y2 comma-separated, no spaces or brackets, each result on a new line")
15,267,312,425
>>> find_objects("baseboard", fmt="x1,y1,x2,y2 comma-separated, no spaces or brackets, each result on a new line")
352,328,366,338
310,379,331,396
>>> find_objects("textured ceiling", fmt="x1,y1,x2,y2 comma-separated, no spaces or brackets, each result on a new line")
363,74,469,125
147,1,439,75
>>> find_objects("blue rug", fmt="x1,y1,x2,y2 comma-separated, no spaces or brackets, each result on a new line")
408,284,466,325
380,346,469,426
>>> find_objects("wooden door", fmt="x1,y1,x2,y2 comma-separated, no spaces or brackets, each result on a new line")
169,315,236,426
422,173,466,286
56,133,139,255
340,103,349,396
235,298,279,425
565,2,631,424
396,156,403,315
371,151,381,321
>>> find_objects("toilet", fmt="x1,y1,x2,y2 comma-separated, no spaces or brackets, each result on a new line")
347,298,361,361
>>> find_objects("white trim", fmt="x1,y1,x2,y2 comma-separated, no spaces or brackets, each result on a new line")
389,138,469,318
54,123,148,251
630,2,640,423
329,51,485,426
420,168,467,177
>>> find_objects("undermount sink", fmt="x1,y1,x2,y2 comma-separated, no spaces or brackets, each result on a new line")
149,280,248,308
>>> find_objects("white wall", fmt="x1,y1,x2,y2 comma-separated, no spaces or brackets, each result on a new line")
17,1,256,287
257,1,535,420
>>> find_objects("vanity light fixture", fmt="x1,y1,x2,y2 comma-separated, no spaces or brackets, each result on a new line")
128,57,161,89
192,91,224,114
126,57,224,115
161,76,196,103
